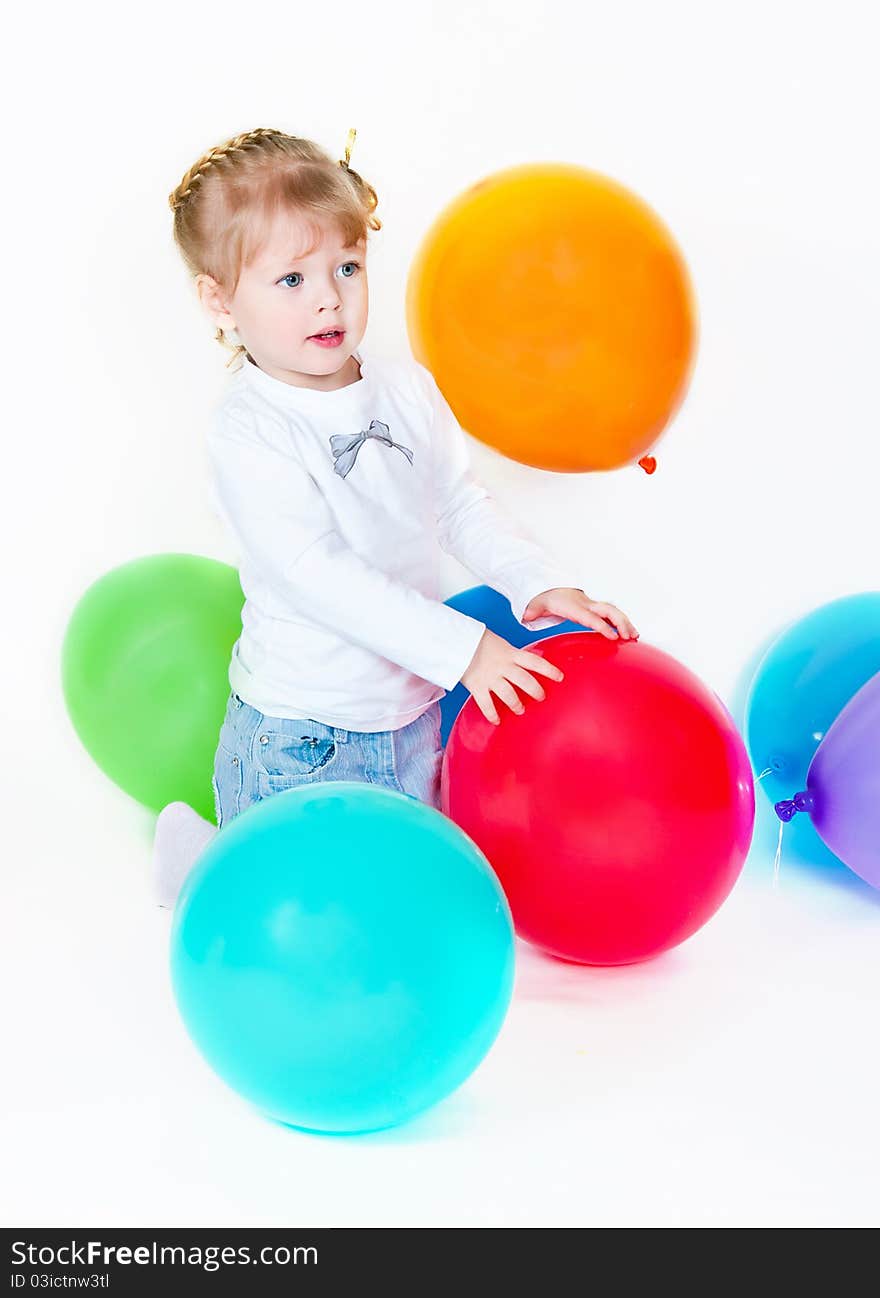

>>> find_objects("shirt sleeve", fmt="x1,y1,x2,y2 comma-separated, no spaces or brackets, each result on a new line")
420,365,586,631
206,402,486,691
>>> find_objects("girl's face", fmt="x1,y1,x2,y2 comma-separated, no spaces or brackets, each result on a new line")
201,212,369,391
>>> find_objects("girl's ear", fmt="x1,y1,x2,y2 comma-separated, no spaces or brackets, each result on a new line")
196,273,236,331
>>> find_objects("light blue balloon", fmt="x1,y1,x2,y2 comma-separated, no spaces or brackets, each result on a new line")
440,584,588,744
170,782,515,1135
744,592,880,826
734,626,844,878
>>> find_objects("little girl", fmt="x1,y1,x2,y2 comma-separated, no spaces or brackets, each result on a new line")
153,125,638,906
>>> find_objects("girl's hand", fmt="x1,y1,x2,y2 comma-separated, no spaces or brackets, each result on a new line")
522,587,639,641
460,628,566,726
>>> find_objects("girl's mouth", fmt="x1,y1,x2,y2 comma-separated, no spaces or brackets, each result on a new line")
308,330,345,348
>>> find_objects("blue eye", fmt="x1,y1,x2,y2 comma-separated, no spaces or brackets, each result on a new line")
278,261,361,289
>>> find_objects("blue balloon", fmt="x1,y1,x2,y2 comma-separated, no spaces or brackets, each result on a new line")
170,782,514,1134
744,593,880,851
440,584,587,744
736,619,861,879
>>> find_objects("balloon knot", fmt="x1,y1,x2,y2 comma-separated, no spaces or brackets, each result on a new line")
774,790,813,822
638,455,657,475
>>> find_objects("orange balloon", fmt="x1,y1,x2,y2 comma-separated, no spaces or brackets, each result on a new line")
406,163,698,472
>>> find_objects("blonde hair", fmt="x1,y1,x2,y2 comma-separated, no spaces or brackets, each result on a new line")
168,127,381,369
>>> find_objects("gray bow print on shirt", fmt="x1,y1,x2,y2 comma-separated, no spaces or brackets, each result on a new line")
330,420,414,479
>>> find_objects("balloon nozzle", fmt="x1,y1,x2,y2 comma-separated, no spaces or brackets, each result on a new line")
774,790,813,822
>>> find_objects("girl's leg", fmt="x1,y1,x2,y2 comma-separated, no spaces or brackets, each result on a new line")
151,802,217,908
239,701,445,811
152,698,446,908
152,691,260,910
387,702,444,810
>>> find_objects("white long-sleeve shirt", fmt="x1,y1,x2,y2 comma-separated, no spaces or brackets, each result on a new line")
206,346,583,731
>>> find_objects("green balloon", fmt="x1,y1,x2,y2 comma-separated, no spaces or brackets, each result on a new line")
62,554,244,822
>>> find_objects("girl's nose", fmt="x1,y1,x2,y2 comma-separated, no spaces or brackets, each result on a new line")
314,281,343,310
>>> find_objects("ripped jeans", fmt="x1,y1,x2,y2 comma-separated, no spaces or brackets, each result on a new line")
212,692,444,827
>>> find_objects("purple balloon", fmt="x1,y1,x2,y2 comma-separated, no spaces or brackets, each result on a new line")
796,669,880,888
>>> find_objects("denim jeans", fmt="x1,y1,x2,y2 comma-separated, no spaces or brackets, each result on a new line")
212,693,444,828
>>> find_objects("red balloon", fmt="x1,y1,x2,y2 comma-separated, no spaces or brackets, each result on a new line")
441,634,754,965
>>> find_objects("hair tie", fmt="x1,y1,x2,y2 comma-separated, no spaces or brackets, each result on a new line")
340,126,356,171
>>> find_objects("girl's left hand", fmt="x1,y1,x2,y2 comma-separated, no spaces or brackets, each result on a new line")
521,588,639,641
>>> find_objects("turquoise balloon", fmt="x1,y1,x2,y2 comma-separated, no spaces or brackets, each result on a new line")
170,783,515,1134
745,593,880,824
732,628,842,877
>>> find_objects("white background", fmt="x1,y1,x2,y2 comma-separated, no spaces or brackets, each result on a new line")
4,0,879,1228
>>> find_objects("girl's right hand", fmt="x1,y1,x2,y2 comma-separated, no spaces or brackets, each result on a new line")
459,628,565,726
